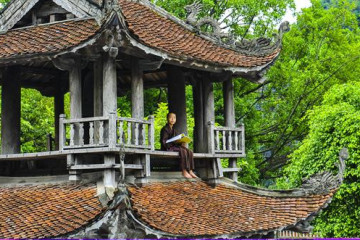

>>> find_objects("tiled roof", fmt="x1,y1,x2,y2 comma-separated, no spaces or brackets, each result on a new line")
0,18,100,60
128,181,334,237
119,0,279,68
0,183,103,239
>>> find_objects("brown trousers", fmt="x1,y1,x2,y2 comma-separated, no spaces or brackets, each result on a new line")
169,145,195,171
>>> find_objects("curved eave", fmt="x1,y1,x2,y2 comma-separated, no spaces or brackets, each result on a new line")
123,29,280,82
127,178,336,238
0,17,105,65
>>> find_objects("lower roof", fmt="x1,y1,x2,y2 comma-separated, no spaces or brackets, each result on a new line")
0,183,103,239
128,180,334,237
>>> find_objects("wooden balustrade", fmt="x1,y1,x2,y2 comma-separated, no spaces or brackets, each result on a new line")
116,116,155,150
59,114,110,150
208,121,245,154
59,114,155,151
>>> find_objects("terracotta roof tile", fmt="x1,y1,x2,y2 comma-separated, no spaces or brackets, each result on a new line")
128,181,333,236
0,183,103,239
119,0,279,68
0,18,100,59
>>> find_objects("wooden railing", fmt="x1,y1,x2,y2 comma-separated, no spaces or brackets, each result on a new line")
116,116,155,150
59,114,110,149
207,121,245,154
59,113,155,151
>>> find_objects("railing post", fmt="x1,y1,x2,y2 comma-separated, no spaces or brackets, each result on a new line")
108,112,117,148
207,121,215,154
241,125,245,154
59,114,66,151
149,115,155,151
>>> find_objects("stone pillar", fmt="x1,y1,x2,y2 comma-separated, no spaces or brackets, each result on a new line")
1,68,21,154
167,66,187,134
223,78,238,181
54,86,64,150
102,48,118,189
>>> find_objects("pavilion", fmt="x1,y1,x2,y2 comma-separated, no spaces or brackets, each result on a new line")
0,0,345,238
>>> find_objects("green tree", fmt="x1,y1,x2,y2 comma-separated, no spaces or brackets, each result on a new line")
238,0,360,181
277,82,360,237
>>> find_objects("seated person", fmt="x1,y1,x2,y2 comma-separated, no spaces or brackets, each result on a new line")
160,112,198,179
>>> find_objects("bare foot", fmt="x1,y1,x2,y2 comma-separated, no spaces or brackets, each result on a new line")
182,170,192,179
189,170,199,178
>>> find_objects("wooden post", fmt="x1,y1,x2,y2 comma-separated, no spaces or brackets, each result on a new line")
59,114,66,150
69,61,82,119
102,49,118,189
167,65,187,135
54,83,64,150
94,58,103,117
203,78,215,153
131,58,144,146
193,78,204,153
223,78,238,181
149,115,155,151
1,68,21,154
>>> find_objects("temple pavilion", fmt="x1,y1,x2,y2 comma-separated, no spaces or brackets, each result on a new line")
0,0,347,238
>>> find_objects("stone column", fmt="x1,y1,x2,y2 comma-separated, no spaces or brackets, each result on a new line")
1,68,21,154
131,58,144,119
193,78,204,153
223,78,238,181
167,65,187,134
102,48,118,189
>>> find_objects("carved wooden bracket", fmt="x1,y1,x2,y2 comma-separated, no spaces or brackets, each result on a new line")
52,55,88,71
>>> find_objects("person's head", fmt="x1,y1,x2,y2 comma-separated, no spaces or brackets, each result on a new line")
167,112,176,126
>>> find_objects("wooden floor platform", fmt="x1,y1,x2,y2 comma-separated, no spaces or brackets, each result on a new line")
0,147,246,161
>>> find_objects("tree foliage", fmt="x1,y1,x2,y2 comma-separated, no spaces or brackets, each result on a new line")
277,82,360,237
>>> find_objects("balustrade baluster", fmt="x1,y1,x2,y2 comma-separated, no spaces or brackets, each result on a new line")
142,123,146,146
135,123,139,145
234,131,239,151
99,121,104,144
222,130,226,150
228,131,232,151
79,123,84,146
127,122,131,145
89,122,94,145
118,121,124,144
70,123,75,146
216,130,220,151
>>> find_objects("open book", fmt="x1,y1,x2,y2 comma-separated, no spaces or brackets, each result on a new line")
166,133,192,144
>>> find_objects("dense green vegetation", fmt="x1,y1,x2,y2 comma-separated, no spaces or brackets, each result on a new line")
1,0,360,237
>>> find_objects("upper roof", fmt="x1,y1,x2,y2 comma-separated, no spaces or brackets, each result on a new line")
0,18,101,61
0,0,288,78
128,180,334,238
0,183,103,239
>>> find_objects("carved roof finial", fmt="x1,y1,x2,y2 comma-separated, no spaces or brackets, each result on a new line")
300,148,348,195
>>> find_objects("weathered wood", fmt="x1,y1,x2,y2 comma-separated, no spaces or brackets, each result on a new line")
59,114,66,151
108,112,117,148
89,122,94,144
193,77,205,152
103,52,118,115
167,65,187,134
149,115,155,151
54,85,64,150
131,58,144,119
1,68,21,154
216,158,224,177
223,79,236,127
63,116,109,124
203,78,215,153
70,124,75,146
207,121,215,154
118,121,124,144
223,167,241,173
103,154,116,188
216,130,220,151
69,60,83,119
127,122,131,145
222,130,226,151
